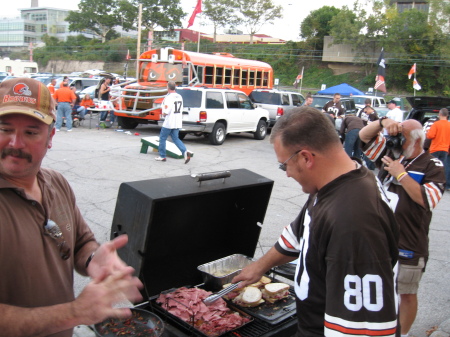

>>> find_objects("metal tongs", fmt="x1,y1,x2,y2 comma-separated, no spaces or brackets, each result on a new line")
203,283,240,306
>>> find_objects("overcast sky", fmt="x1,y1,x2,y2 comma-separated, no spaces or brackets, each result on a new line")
5,0,363,41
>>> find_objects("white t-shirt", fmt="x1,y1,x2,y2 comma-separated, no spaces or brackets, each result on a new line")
162,92,183,129
386,107,403,122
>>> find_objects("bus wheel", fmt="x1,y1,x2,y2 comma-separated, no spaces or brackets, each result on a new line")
118,117,139,129
209,122,226,145
254,120,267,140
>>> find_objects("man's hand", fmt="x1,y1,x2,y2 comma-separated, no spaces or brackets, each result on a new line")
231,263,265,288
87,235,137,281
382,118,402,136
381,155,406,179
71,270,143,326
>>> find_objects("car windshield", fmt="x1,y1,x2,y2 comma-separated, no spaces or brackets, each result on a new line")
311,97,332,110
353,97,367,105
176,89,202,108
249,91,281,105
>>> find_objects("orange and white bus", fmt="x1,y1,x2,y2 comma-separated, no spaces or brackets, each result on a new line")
114,47,273,129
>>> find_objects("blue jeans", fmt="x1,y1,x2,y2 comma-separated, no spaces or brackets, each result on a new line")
55,102,72,130
344,128,362,159
158,127,186,158
76,106,86,119
431,151,449,188
447,154,450,189
100,111,115,123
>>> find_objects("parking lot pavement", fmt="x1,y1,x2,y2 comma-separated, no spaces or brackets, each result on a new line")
40,123,450,337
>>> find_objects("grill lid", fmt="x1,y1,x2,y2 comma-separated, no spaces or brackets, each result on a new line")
111,169,274,296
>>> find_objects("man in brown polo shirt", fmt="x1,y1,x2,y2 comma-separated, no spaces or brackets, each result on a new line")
0,78,143,336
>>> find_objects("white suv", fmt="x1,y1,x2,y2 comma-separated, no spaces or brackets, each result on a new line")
249,89,304,127
173,87,269,145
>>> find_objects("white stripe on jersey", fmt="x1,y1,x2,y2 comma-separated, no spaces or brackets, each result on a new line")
277,224,301,253
424,182,443,210
324,313,397,337
375,176,392,210
295,211,311,301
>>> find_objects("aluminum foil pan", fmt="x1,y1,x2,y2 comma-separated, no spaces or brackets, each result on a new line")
197,254,256,290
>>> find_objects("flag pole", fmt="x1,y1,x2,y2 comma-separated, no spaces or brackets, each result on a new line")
299,66,304,94
197,15,201,53
414,66,417,96
136,4,142,79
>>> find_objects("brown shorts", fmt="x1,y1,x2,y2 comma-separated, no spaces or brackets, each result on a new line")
398,257,425,294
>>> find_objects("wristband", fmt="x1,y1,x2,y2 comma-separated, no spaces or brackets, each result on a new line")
379,116,388,128
85,252,95,269
396,172,408,182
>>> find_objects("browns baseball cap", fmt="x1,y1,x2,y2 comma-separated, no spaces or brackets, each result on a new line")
0,77,56,125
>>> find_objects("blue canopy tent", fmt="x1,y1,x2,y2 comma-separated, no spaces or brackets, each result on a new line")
317,83,364,96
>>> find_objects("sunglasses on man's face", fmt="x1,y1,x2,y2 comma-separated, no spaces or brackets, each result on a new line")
44,220,71,260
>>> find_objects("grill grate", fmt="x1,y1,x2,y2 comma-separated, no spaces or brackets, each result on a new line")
147,291,297,337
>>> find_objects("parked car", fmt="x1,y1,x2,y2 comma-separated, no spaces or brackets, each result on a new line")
163,87,269,145
311,95,357,115
352,95,387,110
405,96,450,125
0,71,11,82
79,85,98,100
405,96,450,150
55,77,102,92
249,89,304,127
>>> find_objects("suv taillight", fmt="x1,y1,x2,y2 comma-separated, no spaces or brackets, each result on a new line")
277,107,284,116
199,111,207,122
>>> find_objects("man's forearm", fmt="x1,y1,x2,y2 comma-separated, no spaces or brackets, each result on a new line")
359,118,383,143
0,302,81,337
75,240,100,276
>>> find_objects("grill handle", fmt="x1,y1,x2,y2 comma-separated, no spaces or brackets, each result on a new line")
191,171,231,186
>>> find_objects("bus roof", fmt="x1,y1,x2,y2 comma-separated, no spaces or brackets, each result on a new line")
139,48,272,69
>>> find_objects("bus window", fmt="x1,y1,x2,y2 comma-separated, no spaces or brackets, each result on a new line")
262,72,269,87
195,66,204,84
241,70,248,86
205,66,214,84
233,69,240,85
206,91,224,109
256,71,262,87
249,70,255,86
225,92,239,109
215,67,223,86
224,68,232,85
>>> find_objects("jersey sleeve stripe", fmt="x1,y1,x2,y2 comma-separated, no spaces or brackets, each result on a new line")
424,182,442,210
277,226,300,253
365,134,385,161
325,314,397,337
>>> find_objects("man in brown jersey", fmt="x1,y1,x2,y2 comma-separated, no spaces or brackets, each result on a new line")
360,117,446,337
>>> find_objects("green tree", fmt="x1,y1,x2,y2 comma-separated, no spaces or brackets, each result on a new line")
203,0,239,43
235,0,283,44
66,0,122,43
301,6,341,50
126,0,184,47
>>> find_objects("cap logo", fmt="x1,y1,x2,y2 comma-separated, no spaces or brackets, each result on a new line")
13,83,32,96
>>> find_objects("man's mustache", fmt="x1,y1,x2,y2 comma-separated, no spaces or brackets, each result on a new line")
1,148,32,163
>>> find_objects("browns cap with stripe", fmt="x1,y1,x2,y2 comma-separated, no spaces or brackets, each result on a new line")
0,77,56,125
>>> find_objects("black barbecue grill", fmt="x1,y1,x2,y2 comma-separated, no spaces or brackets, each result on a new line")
110,169,298,337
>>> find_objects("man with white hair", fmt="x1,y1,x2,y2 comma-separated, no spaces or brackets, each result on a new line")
360,117,446,337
